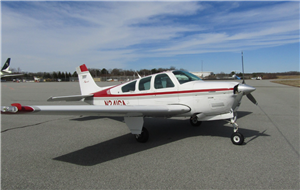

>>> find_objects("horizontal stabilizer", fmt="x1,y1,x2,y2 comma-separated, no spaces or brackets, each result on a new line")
47,94,94,102
1,73,23,78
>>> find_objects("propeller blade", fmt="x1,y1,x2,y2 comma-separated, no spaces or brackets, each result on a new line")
241,51,245,84
246,93,258,105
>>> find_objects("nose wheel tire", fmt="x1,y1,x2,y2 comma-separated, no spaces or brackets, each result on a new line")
135,127,149,143
190,116,202,126
231,132,244,145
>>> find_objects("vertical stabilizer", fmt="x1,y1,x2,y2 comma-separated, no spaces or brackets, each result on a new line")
1,58,11,73
76,64,102,95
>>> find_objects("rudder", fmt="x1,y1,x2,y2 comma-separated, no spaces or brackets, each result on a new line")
76,64,102,95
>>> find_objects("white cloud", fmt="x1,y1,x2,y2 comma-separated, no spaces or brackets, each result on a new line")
1,1,299,72
145,2,299,56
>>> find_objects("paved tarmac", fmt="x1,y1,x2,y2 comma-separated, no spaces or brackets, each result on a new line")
1,80,299,189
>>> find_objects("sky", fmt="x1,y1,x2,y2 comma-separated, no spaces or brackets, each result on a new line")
1,1,299,74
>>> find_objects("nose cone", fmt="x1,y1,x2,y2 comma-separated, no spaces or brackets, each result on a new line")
238,84,256,95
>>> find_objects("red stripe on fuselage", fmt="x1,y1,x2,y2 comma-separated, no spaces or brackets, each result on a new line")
93,88,233,98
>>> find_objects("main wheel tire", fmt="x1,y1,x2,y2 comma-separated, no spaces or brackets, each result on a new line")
231,132,244,145
135,127,149,143
190,116,202,127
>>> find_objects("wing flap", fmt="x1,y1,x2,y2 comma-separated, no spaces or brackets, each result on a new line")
1,104,190,117
47,94,94,102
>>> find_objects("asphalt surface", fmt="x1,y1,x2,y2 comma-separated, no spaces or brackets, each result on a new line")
1,80,299,189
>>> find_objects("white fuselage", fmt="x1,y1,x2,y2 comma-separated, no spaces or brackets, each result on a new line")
84,71,239,120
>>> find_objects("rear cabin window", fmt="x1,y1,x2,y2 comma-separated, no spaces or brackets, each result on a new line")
138,77,151,91
154,74,175,89
122,81,136,92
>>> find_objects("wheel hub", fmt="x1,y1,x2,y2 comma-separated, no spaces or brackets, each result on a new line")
233,136,240,143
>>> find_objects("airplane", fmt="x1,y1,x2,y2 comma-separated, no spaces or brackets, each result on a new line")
1,63,257,145
231,74,241,80
0,58,23,78
252,76,262,80
220,74,241,80
34,76,42,82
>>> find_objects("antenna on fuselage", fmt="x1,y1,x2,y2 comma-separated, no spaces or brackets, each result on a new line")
135,71,141,79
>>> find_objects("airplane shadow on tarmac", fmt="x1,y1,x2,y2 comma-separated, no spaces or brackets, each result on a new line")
53,111,269,166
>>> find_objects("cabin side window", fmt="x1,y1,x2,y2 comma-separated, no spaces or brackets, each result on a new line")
122,81,136,93
138,77,151,91
154,74,174,89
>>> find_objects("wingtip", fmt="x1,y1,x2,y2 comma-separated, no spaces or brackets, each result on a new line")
11,103,22,110
1,105,18,114
1,103,35,113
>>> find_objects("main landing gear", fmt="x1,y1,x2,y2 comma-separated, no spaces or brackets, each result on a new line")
190,115,202,126
135,127,149,143
230,116,244,145
132,116,244,145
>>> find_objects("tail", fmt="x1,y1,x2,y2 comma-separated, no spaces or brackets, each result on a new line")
1,58,11,72
76,64,102,95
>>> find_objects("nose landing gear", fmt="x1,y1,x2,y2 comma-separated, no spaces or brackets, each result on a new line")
230,117,244,145
231,132,244,145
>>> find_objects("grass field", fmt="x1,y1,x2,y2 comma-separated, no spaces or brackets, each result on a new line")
272,79,300,87
276,75,300,79
271,75,299,87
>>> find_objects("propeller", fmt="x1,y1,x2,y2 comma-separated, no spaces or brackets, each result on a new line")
246,93,258,105
239,51,258,105
241,51,245,84
235,83,258,105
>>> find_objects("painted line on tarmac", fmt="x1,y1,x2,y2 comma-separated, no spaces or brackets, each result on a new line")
258,105,299,157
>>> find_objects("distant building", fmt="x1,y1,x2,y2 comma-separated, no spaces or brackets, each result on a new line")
191,71,213,79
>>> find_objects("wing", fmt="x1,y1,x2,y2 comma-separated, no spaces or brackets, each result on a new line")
1,103,191,117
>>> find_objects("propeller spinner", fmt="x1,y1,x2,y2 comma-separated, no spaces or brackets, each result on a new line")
237,83,258,105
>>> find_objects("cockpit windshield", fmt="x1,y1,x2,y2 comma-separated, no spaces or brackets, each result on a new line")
172,70,202,84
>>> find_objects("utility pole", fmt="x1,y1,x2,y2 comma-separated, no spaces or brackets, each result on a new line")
201,60,203,78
